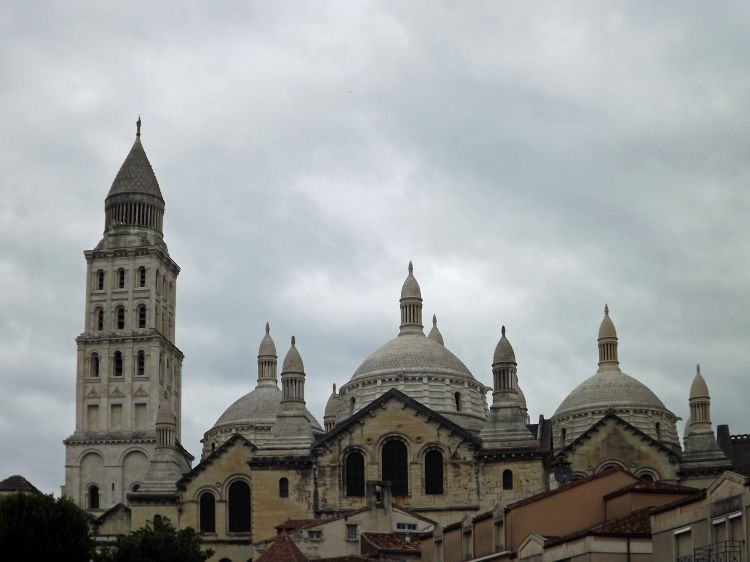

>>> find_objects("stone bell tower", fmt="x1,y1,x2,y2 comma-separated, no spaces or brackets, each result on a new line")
63,118,185,512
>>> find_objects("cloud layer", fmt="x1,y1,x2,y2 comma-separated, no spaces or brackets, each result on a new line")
1,1,749,494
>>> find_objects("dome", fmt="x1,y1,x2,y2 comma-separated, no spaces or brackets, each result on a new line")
211,385,322,431
324,384,340,418
282,336,304,373
493,325,516,364
690,365,709,399
427,314,444,346
106,120,164,201
401,261,422,299
553,368,668,418
258,322,277,357
598,305,617,339
351,334,473,380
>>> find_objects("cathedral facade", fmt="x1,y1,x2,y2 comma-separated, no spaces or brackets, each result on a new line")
63,124,733,561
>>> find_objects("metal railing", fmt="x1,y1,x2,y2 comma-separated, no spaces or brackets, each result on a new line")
693,541,744,562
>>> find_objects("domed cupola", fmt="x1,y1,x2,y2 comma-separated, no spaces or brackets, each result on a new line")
551,306,680,450
281,336,305,377
428,314,444,346
400,261,424,335
493,325,516,364
323,384,340,431
104,117,165,234
336,263,488,431
257,322,278,387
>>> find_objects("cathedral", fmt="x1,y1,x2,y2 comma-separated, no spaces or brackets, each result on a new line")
62,122,736,561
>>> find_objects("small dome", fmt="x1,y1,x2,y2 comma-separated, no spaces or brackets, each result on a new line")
598,304,617,339
516,377,528,410
258,322,277,357
401,261,422,299
493,325,516,364
211,385,322,431
690,364,709,399
428,314,444,346
282,336,304,373
324,384,340,418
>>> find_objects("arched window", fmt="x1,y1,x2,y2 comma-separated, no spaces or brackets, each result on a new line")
425,450,444,494
345,452,365,497
454,392,461,412
116,306,125,330
113,351,123,377
502,469,513,490
350,396,355,415
199,492,216,533
228,480,251,533
655,422,661,441
155,272,160,294
137,304,147,329
91,353,100,378
279,478,289,498
88,485,100,509
153,514,163,527
117,268,125,289
96,270,105,291
96,308,104,331
136,351,145,377
382,440,408,496
639,473,654,482
138,267,146,287
561,428,567,447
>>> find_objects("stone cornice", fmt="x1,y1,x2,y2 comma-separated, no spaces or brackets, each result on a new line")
63,434,156,446
85,245,180,275
76,330,184,359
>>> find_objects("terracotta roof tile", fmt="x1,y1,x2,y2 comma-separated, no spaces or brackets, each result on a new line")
649,490,706,515
275,519,326,533
546,507,652,546
256,533,307,562
604,480,700,500
362,532,422,553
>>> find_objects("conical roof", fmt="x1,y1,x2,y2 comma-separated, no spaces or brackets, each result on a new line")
493,325,516,364
598,304,617,339
258,322,277,357
690,364,709,399
106,122,164,201
282,336,304,373
427,314,444,346
400,261,422,299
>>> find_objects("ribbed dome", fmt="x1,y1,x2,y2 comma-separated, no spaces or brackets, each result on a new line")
211,385,322,431
598,305,617,339
493,325,516,364
282,336,304,373
106,131,164,201
553,369,668,418
258,322,277,357
427,314,444,346
401,261,422,299
690,365,709,399
351,334,473,380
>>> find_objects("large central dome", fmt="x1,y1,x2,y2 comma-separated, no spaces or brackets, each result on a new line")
335,264,488,431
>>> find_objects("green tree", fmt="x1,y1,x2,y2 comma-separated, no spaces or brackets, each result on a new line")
0,492,93,562
95,519,213,562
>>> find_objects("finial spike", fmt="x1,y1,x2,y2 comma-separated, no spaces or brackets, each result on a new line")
136,115,141,137
408,261,413,274
333,383,337,393
265,322,270,334
432,314,437,326
604,304,609,315
696,363,701,374
501,325,506,337
291,335,296,346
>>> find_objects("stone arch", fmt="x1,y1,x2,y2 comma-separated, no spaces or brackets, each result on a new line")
80,450,104,505
379,436,410,497
596,459,628,473
636,467,660,481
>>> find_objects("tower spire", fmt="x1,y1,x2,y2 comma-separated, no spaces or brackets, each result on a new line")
597,304,619,368
136,115,141,137
257,322,278,387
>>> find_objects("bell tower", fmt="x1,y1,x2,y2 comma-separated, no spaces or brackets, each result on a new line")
63,119,185,512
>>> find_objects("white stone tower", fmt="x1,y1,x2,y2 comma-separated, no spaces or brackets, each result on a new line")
63,118,184,512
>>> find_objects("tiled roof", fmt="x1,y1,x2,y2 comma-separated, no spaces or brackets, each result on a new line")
507,467,635,511
0,475,38,493
604,480,700,500
256,533,307,562
275,519,326,533
546,507,652,546
649,490,706,515
362,532,422,553
107,136,163,200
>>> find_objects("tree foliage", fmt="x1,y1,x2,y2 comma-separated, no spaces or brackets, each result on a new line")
95,519,213,562
0,492,93,562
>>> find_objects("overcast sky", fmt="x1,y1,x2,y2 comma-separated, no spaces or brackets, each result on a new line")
1,2,749,495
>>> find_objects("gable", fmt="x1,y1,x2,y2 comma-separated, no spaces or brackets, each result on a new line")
177,433,256,492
